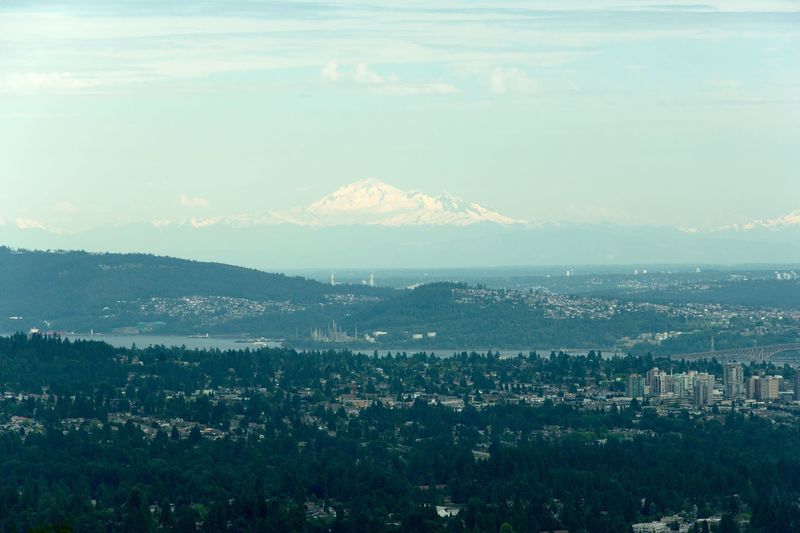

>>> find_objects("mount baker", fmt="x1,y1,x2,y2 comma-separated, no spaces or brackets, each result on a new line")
168,179,524,228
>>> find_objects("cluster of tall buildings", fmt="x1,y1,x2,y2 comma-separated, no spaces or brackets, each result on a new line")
627,369,715,407
732,362,791,402
746,374,781,401
774,270,798,281
627,363,800,408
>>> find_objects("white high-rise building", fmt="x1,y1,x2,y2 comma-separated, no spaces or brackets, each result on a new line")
668,372,695,398
648,368,669,396
693,373,715,407
748,374,781,401
759,376,780,400
724,362,744,401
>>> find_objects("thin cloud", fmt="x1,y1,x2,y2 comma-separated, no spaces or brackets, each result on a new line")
353,63,389,84
489,67,537,94
54,201,79,215
0,72,95,94
321,61,457,95
375,82,458,96
2,4,796,95
179,195,210,208
13,217,62,233
321,59,340,81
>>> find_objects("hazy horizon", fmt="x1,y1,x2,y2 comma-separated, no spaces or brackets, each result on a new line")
2,0,799,242
3,3,800,530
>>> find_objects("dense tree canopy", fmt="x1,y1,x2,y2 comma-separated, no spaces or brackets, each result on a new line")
0,335,798,531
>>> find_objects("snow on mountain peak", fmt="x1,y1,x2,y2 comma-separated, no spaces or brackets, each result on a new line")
308,179,422,216
149,179,524,229
711,210,800,232
743,210,800,230
303,179,523,226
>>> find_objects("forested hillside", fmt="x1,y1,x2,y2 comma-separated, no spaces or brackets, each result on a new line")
2,248,797,355
0,247,385,335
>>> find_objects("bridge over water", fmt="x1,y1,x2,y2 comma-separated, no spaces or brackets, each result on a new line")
669,343,800,363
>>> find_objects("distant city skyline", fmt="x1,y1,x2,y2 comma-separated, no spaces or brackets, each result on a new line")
1,0,799,237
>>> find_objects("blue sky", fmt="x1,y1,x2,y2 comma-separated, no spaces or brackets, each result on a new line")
1,0,798,233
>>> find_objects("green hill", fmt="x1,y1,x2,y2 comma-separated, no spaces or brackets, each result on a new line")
0,247,385,335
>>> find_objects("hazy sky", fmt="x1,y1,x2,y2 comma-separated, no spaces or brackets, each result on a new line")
1,0,799,232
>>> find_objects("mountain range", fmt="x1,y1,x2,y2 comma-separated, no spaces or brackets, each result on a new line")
1,179,799,268
152,178,523,228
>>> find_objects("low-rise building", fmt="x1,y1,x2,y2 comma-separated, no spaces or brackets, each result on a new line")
632,522,668,533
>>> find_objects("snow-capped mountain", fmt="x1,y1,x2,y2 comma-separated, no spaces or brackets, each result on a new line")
159,179,523,228
5,181,798,269
712,210,800,232
300,179,522,226
151,211,293,229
